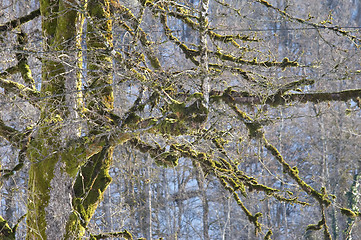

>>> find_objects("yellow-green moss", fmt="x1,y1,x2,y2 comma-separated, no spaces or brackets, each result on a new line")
0,216,15,240
340,208,358,218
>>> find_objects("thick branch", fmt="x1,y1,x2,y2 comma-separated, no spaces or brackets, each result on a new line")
284,89,361,104
210,88,361,106
90,230,133,240
0,9,40,32
212,51,299,69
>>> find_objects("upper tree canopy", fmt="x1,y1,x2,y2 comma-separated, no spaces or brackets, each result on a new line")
0,0,360,239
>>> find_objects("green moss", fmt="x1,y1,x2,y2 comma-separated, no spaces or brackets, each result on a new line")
156,118,187,136
263,138,332,206
27,150,59,239
86,0,114,111
55,1,77,46
63,146,86,177
64,212,86,239
140,0,154,7
72,146,113,225
250,183,278,195
40,0,59,45
185,100,209,123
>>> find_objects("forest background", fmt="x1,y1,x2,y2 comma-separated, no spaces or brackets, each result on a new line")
0,0,360,239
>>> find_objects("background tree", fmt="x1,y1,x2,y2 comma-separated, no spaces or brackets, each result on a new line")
0,0,360,239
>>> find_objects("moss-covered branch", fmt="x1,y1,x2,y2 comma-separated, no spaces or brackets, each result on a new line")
263,138,331,206
222,95,332,206
159,13,200,61
343,173,361,237
233,192,262,234
146,0,200,31
90,230,133,240
210,87,361,107
0,9,40,32
208,63,255,82
284,89,361,104
68,144,113,237
306,205,332,240
126,130,313,237
1,145,28,180
0,68,40,104
208,31,259,43
212,50,299,69
0,214,26,240
151,0,258,45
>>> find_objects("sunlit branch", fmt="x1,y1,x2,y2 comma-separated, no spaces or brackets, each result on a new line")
111,4,161,69
223,97,332,206
199,0,210,105
0,75,40,105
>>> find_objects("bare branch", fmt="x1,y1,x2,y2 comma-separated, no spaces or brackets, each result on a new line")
256,0,360,45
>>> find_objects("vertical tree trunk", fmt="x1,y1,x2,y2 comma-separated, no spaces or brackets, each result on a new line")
344,173,361,239
144,155,152,240
26,0,114,239
195,164,210,240
26,1,80,238
199,0,210,106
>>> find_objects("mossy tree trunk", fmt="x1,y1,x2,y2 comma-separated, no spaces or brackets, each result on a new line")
26,0,79,238
26,0,114,239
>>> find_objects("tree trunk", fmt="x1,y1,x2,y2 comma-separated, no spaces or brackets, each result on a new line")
26,0,114,239
195,164,210,240
26,1,80,238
